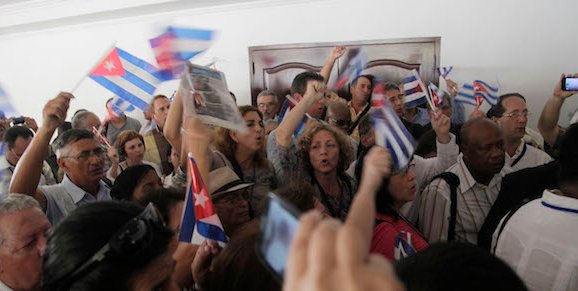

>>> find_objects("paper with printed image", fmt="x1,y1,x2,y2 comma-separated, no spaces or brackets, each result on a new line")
180,62,247,133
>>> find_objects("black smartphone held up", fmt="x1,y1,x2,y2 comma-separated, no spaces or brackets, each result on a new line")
562,77,578,91
257,192,301,282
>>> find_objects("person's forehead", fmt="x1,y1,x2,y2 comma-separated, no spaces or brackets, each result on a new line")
356,76,371,85
257,95,275,102
243,111,261,120
153,98,170,109
502,96,526,111
0,208,49,240
69,138,100,151
470,122,502,143
312,129,336,141
385,88,400,97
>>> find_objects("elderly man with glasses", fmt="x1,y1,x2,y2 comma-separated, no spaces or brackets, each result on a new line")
489,93,552,172
10,92,111,225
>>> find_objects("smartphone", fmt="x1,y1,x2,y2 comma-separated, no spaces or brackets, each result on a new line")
562,77,578,91
257,192,300,282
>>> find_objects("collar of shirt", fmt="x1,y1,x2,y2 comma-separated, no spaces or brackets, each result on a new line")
62,175,110,204
506,139,525,160
347,101,369,119
0,279,12,291
455,154,509,193
542,189,578,213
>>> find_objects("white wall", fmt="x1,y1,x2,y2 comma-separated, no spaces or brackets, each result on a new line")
1,0,577,128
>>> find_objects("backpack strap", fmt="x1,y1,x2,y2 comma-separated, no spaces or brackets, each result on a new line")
492,197,538,253
430,172,460,241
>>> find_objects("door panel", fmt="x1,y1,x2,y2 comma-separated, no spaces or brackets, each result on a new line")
249,37,440,110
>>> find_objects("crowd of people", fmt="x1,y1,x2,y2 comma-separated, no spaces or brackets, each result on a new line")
0,46,577,291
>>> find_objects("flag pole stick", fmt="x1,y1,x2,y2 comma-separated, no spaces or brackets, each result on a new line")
70,42,117,93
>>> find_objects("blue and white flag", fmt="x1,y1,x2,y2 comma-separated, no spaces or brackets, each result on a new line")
89,47,163,111
455,83,477,106
436,66,453,79
402,69,429,108
473,80,499,106
328,47,368,90
0,84,18,118
371,84,416,171
150,26,215,80
107,95,136,118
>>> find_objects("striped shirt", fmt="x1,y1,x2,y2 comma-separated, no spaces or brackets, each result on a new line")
418,154,511,244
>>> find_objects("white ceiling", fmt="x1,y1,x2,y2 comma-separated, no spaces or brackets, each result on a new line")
0,0,261,35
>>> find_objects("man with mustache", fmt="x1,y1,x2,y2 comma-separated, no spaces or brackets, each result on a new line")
490,93,552,171
419,117,510,244
9,92,111,225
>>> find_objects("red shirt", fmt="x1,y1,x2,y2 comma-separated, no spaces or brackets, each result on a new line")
371,212,429,261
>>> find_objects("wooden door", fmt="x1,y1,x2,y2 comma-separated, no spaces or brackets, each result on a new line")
249,37,440,108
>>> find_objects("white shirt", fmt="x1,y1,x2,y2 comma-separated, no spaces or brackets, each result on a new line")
0,157,56,198
402,134,459,224
505,140,552,172
0,280,12,291
493,190,578,291
419,154,511,244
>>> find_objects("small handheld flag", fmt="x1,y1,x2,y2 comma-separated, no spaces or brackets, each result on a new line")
427,83,444,108
0,84,18,118
89,47,163,112
473,80,499,106
371,84,416,171
436,66,453,80
328,47,368,90
402,69,429,108
150,26,215,80
179,153,228,243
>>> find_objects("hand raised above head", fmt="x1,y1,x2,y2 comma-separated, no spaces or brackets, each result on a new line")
284,145,404,291
430,109,451,143
553,73,578,100
42,92,73,132
329,46,346,61
446,79,459,97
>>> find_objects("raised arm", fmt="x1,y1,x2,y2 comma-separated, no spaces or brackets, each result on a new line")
163,88,184,155
182,116,214,184
320,46,346,84
275,80,326,147
10,92,72,210
538,73,577,147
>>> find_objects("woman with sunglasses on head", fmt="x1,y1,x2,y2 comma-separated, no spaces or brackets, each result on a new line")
106,130,163,182
214,105,277,216
42,201,178,291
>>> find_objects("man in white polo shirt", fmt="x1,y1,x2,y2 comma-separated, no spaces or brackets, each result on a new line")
492,123,578,291
490,93,552,171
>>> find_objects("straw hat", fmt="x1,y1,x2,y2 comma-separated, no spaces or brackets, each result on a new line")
208,167,253,200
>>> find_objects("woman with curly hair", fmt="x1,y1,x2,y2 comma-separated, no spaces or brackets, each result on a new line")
214,105,277,215
295,121,356,220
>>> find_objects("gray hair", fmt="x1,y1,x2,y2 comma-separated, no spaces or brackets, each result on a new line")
71,110,98,129
257,90,278,103
0,193,41,245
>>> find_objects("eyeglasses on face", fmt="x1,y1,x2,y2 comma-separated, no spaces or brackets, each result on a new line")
61,147,105,161
501,111,530,119
393,161,416,176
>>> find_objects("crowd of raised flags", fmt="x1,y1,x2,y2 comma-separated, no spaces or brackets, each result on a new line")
0,27,502,243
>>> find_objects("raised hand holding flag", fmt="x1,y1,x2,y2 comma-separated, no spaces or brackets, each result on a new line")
179,153,228,244
328,47,368,90
371,84,416,171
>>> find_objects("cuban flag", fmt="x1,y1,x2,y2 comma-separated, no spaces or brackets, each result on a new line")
276,95,307,137
371,83,416,171
402,69,429,108
328,47,368,90
436,66,453,80
0,84,18,118
179,153,228,244
150,26,215,80
427,83,444,108
473,80,499,106
455,83,479,107
107,95,136,118
89,47,162,112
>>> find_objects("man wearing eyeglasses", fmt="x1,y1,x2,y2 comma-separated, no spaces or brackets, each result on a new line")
0,194,51,291
325,101,358,157
490,93,552,172
257,90,279,121
10,92,112,225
